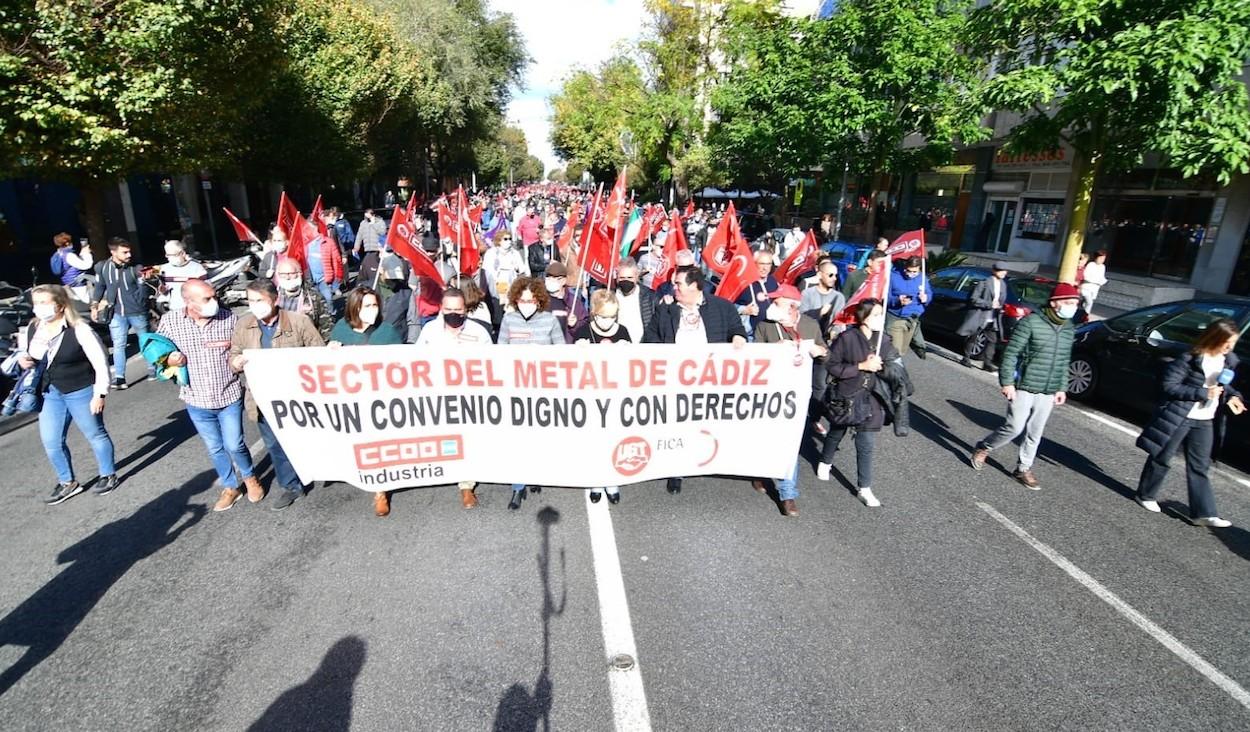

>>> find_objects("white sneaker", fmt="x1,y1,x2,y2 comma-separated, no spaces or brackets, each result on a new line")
816,463,831,481
1136,498,1161,513
1193,516,1232,528
857,488,881,507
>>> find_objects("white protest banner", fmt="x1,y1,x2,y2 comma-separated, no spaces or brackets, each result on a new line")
243,344,812,491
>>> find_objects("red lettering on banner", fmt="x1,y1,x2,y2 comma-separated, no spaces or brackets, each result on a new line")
751,359,770,386
446,360,506,387
629,359,668,387
300,361,433,394
299,364,316,393
612,436,652,477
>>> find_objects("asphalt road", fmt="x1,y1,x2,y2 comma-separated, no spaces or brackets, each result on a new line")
1,344,1249,731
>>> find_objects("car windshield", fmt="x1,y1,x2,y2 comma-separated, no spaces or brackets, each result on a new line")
1103,304,1181,334
1010,279,1054,307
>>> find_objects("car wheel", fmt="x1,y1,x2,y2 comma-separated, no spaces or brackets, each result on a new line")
966,330,990,361
1067,355,1098,400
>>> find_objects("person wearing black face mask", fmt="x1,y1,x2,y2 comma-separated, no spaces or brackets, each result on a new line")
613,257,656,342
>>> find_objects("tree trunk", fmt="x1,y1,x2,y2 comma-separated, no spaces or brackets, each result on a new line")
863,170,889,245
1057,147,1102,283
79,181,108,258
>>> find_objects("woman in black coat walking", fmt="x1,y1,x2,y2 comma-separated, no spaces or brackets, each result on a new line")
815,298,900,508
1134,319,1246,527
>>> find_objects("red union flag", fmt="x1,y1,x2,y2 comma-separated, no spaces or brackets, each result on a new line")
222,207,261,244
310,195,328,237
886,229,925,260
776,230,820,286
651,210,690,290
386,204,445,286
713,222,760,302
605,170,628,229
703,201,743,275
276,192,299,240
455,186,480,276
835,260,891,325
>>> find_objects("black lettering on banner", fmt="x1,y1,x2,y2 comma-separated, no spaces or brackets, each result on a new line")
510,397,588,428
595,398,612,428
271,400,325,429
325,402,363,433
271,400,289,428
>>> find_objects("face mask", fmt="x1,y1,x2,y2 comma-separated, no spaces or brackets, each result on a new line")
616,280,637,296
545,278,563,294
33,303,58,322
272,242,287,253
198,299,220,318
594,315,617,330
250,301,275,320
167,256,187,267
279,277,302,292
359,307,379,325
443,312,466,328
518,302,538,319
1056,304,1078,319
766,303,795,324
865,313,886,332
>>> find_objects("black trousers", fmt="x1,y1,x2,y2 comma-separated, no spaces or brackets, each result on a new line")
1136,418,1218,518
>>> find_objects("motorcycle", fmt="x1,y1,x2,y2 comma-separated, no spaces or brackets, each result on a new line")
144,254,253,316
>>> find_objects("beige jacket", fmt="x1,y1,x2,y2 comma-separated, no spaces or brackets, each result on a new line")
230,309,324,420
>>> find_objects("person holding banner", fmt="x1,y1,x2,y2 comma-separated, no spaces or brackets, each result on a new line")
815,299,899,508
573,289,632,505
753,284,827,516
414,287,492,510
885,256,932,360
328,287,403,347
158,280,263,512
613,258,657,342
499,277,567,510
229,279,324,511
644,267,747,495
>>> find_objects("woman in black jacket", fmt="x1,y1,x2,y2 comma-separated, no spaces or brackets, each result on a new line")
1134,319,1246,527
815,298,900,508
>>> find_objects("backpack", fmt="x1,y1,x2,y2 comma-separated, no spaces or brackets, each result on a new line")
50,251,65,276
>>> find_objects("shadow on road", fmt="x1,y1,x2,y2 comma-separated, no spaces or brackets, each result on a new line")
115,411,198,481
492,506,565,732
0,470,211,695
910,402,974,464
248,636,367,732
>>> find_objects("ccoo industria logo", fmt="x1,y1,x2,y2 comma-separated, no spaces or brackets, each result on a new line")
612,436,651,477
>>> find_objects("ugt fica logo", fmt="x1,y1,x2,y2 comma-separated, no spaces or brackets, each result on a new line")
612,436,651,477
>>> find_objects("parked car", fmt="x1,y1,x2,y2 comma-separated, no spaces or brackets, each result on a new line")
920,266,1059,360
821,241,875,281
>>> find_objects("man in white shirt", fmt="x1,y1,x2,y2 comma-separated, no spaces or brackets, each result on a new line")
415,288,490,509
160,240,208,311
781,224,804,260
1079,250,1108,314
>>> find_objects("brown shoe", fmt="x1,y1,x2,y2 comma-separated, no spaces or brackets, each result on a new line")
781,499,799,517
970,447,989,471
751,479,769,494
460,488,478,509
1013,469,1040,490
213,488,242,512
374,491,390,517
243,475,265,503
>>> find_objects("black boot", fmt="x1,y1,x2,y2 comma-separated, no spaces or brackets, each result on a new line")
667,477,682,494
508,489,526,510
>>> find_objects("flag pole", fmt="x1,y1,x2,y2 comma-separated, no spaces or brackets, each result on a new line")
876,256,892,357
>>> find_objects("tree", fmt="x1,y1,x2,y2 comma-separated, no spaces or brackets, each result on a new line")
474,124,540,186
0,0,281,244
549,56,648,181
971,0,1250,281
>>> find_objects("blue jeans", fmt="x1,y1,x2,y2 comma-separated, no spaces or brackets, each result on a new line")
314,280,337,311
39,385,115,483
775,457,802,501
109,313,154,380
258,417,303,494
186,399,254,489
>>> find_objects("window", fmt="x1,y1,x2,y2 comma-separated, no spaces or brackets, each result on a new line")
957,271,986,294
1148,304,1247,345
1008,279,1055,307
1017,199,1063,241
1104,304,1180,334
929,268,965,291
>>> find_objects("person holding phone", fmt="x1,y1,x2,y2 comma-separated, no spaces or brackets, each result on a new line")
1134,319,1246,527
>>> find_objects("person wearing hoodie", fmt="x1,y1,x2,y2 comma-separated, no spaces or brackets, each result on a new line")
969,283,1080,489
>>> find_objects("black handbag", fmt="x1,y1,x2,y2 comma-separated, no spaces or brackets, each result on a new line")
825,374,873,427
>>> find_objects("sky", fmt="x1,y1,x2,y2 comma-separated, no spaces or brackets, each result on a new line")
489,0,647,177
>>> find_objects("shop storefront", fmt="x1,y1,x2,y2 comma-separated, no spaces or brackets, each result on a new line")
980,146,1071,263
1084,168,1222,281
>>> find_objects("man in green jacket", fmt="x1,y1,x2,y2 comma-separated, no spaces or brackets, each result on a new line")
970,283,1080,489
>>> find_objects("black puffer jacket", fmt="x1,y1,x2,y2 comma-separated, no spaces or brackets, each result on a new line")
1136,352,1242,462
825,327,912,433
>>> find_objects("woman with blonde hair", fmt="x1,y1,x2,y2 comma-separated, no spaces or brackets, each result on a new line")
18,285,118,504
573,289,629,503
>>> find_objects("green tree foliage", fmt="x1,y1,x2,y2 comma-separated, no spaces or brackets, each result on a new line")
969,0,1250,280
474,124,542,186
550,56,648,182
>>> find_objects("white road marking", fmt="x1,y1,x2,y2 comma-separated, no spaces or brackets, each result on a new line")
585,492,653,731
977,501,1250,712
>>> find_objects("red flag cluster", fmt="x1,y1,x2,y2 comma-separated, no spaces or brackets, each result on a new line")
386,203,445,287
775,230,821,286
649,209,689,291
885,229,926,260
703,202,760,302
577,170,629,285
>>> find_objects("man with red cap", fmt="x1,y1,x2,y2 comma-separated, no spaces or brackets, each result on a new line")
970,282,1081,489
752,283,828,515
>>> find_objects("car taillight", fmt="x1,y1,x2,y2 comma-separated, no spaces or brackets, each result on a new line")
1003,303,1030,319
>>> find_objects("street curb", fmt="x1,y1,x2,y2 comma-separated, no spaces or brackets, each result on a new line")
0,412,37,437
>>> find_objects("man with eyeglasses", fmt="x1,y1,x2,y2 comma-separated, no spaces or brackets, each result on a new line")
614,257,657,342
274,259,334,341
886,255,933,359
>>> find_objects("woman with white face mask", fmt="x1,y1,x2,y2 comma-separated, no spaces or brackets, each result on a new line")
326,286,403,347
20,285,118,504
573,290,630,505
815,299,901,508
259,226,290,280
497,277,566,510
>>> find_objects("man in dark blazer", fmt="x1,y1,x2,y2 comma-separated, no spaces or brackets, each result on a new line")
644,266,747,494
958,261,1009,372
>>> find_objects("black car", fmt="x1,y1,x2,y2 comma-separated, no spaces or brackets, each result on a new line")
1067,297,1250,406
921,266,1058,359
